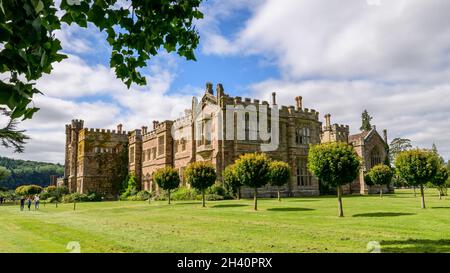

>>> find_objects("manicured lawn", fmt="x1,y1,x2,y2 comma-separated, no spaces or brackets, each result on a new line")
1,189,449,253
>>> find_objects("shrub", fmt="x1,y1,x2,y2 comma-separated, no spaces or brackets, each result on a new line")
127,190,151,201
269,160,291,201
223,164,242,199
15,184,43,196
366,164,394,198
170,187,199,201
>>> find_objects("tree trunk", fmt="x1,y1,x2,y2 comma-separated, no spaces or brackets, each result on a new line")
238,187,241,200
337,186,344,217
413,186,416,197
168,189,171,205
420,184,426,209
380,185,383,198
55,201,58,208
438,189,442,200
73,200,76,211
277,186,281,202
254,188,258,211
202,189,206,207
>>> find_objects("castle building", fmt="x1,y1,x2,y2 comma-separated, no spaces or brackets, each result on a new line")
64,82,392,198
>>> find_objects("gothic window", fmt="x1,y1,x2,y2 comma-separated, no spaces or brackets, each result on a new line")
146,149,151,161
181,138,186,151
245,113,250,141
158,136,165,156
129,146,135,163
370,147,382,168
174,140,179,154
152,147,157,159
296,127,311,145
296,157,312,186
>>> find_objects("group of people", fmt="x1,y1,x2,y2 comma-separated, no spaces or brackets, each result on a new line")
20,195,40,211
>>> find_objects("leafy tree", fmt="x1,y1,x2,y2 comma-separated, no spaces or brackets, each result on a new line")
389,138,412,163
222,164,242,200
48,186,69,207
307,142,360,217
0,108,30,153
366,164,393,198
268,161,291,202
430,166,449,200
153,167,180,204
0,0,203,125
234,153,271,211
0,166,11,181
121,173,138,198
395,149,440,208
360,110,373,131
185,162,217,207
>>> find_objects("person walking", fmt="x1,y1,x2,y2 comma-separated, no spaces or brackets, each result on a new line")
34,195,40,210
26,196,32,211
20,196,25,211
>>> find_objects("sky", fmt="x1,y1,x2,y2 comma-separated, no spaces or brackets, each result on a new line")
1,0,450,164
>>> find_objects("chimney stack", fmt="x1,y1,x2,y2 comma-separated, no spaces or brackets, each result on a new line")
141,126,148,135
153,120,159,129
216,83,224,98
383,129,388,144
295,96,302,110
325,114,331,127
272,92,277,105
206,82,213,95
117,124,123,133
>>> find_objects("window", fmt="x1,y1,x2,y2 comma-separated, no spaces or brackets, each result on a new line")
158,136,164,156
129,146,135,163
146,149,151,161
181,138,186,151
152,147,157,159
174,140,178,154
296,127,311,145
370,147,382,168
296,157,312,186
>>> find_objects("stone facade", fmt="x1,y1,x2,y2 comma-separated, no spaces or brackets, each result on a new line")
63,82,393,198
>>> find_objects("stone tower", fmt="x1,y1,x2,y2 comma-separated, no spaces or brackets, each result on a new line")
64,119,84,192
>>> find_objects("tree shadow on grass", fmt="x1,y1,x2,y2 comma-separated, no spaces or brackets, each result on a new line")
174,202,201,205
288,199,320,202
431,207,450,209
212,204,249,208
352,212,415,217
267,207,315,212
380,239,450,253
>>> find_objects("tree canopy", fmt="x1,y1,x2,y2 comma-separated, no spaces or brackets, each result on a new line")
0,0,203,131
389,138,412,163
268,160,291,201
366,164,393,197
222,164,242,199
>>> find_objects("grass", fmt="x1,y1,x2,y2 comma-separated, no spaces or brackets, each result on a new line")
1,189,450,253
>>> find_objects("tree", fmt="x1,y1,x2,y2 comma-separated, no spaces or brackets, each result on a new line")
153,167,180,204
222,164,242,200
366,164,393,198
48,186,69,207
268,161,291,202
0,166,11,181
234,153,271,211
430,166,449,200
0,108,30,153
185,162,217,207
0,0,204,146
395,149,440,209
121,173,138,198
389,138,412,163
307,142,360,217
360,110,373,131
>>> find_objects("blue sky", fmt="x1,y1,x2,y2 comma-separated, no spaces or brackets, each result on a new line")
1,0,450,163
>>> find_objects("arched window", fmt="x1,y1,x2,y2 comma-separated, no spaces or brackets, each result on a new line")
370,147,382,168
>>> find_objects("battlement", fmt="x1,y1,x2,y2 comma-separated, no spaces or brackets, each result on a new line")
142,120,174,141
85,128,128,135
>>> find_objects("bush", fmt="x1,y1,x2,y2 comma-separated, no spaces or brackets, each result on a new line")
62,192,103,203
127,190,151,201
153,167,180,204
170,187,199,201
15,184,43,196
185,161,217,207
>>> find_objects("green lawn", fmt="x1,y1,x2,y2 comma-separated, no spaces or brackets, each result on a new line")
1,189,449,253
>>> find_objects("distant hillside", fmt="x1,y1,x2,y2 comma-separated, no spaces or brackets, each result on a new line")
0,156,64,189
